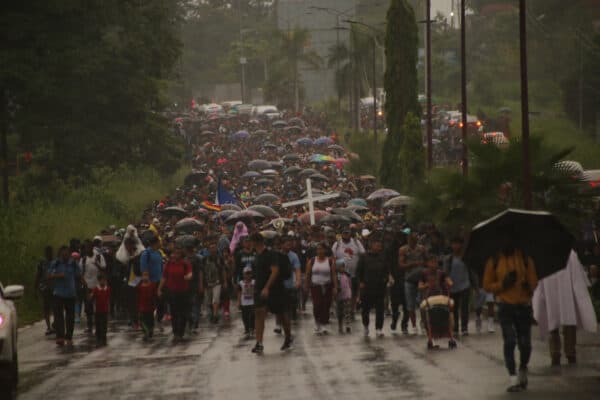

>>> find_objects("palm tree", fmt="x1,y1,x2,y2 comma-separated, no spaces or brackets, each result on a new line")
279,29,321,112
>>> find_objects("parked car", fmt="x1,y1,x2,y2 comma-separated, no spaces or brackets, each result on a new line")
252,105,280,119
0,283,24,394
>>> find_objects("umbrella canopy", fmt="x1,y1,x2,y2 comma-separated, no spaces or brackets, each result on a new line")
248,159,271,170
249,205,280,218
287,117,305,127
217,209,237,220
175,218,203,234
348,198,368,207
183,171,207,187
255,178,273,185
272,120,288,128
296,137,314,146
253,193,280,204
200,130,215,136
260,230,279,239
261,169,279,176
242,171,261,179
175,234,198,248
299,168,319,178
309,173,329,182
282,153,301,162
327,144,345,152
346,205,369,213
331,208,362,222
226,209,266,224
263,143,277,150
270,161,284,169
309,154,335,163
319,214,352,225
360,175,377,181
383,195,414,208
160,206,188,218
299,210,329,224
283,126,303,134
232,130,250,139
253,129,270,136
220,203,242,211
367,188,400,200
464,209,574,282
283,166,302,175
315,136,334,146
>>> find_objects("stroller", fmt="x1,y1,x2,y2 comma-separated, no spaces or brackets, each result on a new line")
420,289,457,350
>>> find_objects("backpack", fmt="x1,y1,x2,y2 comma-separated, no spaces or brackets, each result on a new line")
204,257,221,287
276,251,293,281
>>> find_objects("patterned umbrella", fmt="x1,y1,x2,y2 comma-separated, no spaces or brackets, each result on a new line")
367,188,400,200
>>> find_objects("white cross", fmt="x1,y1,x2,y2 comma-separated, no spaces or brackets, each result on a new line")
281,178,340,225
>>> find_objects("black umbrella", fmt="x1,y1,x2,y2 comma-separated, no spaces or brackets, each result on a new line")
263,143,277,150
270,161,284,169
299,168,318,178
175,218,204,234
183,171,207,187
319,214,352,225
220,203,242,211
327,144,345,152
242,171,261,179
272,120,288,128
253,129,270,136
253,193,280,204
331,208,362,222
283,126,303,134
249,205,280,218
282,153,301,162
256,178,273,185
464,209,574,281
226,210,266,224
217,209,237,220
309,173,329,182
160,206,188,218
248,159,271,170
283,166,302,175
287,117,305,127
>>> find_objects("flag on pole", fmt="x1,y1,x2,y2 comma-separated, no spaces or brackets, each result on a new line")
216,180,238,205
201,201,221,212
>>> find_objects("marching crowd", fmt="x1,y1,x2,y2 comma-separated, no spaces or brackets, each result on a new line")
33,110,599,393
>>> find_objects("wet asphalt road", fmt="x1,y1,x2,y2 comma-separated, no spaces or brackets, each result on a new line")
15,309,600,400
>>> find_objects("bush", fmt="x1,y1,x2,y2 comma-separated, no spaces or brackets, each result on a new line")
0,165,187,325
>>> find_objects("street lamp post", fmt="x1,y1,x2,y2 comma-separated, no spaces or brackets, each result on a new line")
519,0,532,209
460,0,468,176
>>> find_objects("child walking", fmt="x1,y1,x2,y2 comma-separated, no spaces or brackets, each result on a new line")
90,274,111,347
336,260,353,334
237,267,255,339
137,271,158,341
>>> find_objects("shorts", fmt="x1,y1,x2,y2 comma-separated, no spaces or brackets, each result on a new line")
205,284,222,305
255,288,285,315
404,281,419,312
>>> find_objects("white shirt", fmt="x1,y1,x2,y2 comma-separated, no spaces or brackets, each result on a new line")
332,238,365,277
311,257,332,286
239,279,255,306
80,254,106,289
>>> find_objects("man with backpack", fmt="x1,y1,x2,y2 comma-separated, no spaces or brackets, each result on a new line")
249,232,293,354
140,236,164,325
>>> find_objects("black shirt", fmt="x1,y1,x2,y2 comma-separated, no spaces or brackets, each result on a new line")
253,248,283,293
356,252,389,293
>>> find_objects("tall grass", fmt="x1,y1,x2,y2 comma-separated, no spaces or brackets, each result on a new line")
0,165,187,325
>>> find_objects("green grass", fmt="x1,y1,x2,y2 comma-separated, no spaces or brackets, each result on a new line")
0,165,187,326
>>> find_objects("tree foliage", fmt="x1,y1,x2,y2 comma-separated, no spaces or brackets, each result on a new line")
380,0,421,189
1,1,186,185
399,113,425,191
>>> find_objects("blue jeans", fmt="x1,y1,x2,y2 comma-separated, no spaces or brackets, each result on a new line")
498,303,533,375
404,282,419,312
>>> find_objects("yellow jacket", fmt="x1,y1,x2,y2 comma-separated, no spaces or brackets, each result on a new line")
483,250,538,304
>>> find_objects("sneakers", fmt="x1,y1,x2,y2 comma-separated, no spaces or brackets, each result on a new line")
321,326,329,335
314,325,322,335
281,337,294,351
363,326,369,337
506,375,523,392
488,317,495,333
409,325,418,336
251,342,264,354
376,330,384,338
518,368,528,389
274,327,283,335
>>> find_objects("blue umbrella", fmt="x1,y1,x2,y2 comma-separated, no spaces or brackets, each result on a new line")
296,137,313,146
232,130,249,140
315,136,334,145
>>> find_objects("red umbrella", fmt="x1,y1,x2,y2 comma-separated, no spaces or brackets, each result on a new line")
298,210,329,224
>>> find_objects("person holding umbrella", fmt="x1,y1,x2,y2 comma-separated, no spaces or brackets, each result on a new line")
483,234,538,393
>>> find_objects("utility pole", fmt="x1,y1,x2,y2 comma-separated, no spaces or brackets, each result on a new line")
460,0,468,176
425,0,433,170
372,38,377,143
1,100,8,206
336,15,341,114
519,0,532,209
238,0,246,103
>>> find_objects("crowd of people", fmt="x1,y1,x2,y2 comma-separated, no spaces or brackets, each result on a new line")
33,109,599,393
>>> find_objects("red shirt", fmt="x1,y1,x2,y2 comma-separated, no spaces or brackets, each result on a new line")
137,282,157,313
92,286,111,313
163,259,192,293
